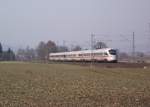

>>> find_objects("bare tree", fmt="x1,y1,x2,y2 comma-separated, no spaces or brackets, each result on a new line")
0,43,2,54
94,42,108,49
0,42,3,60
72,45,82,51
36,41,47,60
136,52,144,58
57,46,68,52
16,47,36,61
36,40,57,60
46,40,57,53
25,47,36,60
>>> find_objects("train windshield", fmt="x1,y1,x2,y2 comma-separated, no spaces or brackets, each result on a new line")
109,49,117,55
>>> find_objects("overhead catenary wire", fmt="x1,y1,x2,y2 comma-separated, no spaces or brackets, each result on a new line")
132,32,135,62
90,34,95,70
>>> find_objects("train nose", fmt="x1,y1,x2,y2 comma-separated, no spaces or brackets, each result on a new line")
108,56,117,61
113,55,117,59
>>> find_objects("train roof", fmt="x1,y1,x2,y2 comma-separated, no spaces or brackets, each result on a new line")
49,48,115,55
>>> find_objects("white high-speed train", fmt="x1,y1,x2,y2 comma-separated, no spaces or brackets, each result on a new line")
49,48,118,62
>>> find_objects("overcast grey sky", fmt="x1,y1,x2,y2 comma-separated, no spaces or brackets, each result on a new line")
0,0,150,52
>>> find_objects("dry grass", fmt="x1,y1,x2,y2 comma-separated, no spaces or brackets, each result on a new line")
0,62,150,107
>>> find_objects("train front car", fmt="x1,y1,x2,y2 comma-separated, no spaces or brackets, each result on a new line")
106,49,118,63
49,48,118,63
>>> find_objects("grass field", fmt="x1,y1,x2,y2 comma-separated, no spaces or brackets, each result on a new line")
0,62,150,107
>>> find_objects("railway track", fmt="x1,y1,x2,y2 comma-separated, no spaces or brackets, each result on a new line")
48,61,150,68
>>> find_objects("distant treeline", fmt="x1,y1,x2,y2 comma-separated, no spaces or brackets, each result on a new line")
0,43,15,61
1,40,148,62
0,40,110,61
16,40,108,61
16,40,82,61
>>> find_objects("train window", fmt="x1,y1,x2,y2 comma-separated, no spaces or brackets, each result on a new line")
83,53,88,56
67,55,70,57
104,52,108,55
109,49,117,55
82,53,87,56
79,54,83,56
86,53,90,56
93,53,96,55
93,53,103,56
95,53,98,56
97,53,103,56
